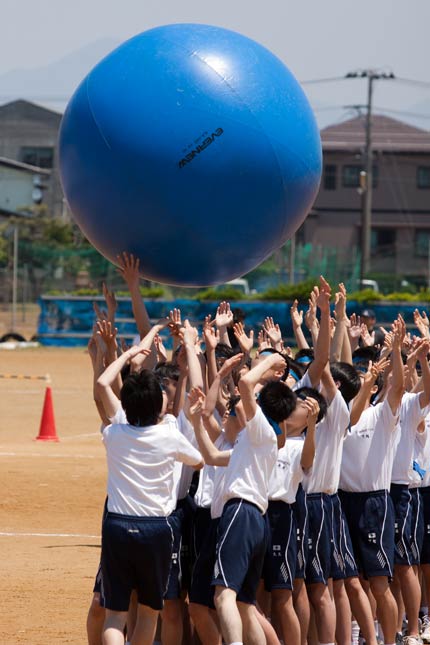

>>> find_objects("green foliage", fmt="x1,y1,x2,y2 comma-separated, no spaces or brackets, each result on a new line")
348,289,383,303
115,286,165,299
194,287,245,301
257,279,317,301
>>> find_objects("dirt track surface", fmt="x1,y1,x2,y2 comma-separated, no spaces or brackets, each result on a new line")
0,347,106,643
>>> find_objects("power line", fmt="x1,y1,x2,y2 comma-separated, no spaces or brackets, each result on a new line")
300,76,349,85
394,77,430,90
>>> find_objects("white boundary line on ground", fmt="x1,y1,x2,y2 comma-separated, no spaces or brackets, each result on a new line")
0,531,100,538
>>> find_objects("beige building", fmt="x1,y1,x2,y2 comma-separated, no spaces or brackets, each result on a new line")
301,114,430,283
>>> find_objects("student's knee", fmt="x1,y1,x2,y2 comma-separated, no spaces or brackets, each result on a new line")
88,593,105,621
345,576,364,600
368,576,389,600
271,588,293,611
214,585,236,613
308,582,332,608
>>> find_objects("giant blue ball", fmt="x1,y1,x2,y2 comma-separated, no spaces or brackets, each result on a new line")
59,24,322,287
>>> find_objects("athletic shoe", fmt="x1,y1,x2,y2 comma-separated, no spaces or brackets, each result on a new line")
421,616,430,644
402,635,423,645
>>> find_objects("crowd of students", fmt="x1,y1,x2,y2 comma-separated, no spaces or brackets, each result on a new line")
85,252,430,645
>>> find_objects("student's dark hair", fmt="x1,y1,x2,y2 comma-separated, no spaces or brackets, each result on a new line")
120,369,163,427
352,346,379,364
259,381,297,423
330,361,361,403
294,348,314,369
227,394,241,412
215,343,237,360
154,361,180,382
120,363,131,381
294,386,328,423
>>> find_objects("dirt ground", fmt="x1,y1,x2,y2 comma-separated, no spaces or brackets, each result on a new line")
0,345,106,643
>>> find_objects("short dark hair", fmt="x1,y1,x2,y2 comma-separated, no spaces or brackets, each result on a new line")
330,361,361,403
352,346,379,364
259,381,297,423
215,343,237,360
294,348,314,368
294,386,328,423
286,357,305,383
154,361,180,382
120,369,163,427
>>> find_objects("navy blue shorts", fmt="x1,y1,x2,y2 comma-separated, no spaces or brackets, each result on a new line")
164,495,196,599
263,500,297,591
338,489,395,580
93,497,109,598
330,493,358,580
212,498,268,604
101,512,173,611
421,486,430,565
189,517,219,608
305,493,332,585
293,484,308,579
391,484,424,566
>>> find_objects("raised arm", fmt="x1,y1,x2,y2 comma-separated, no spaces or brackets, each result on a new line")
307,276,331,388
350,358,389,426
416,339,430,409
238,353,287,421
203,353,244,440
117,252,152,338
189,388,231,467
263,317,283,352
203,315,219,387
215,301,233,347
290,299,310,350
96,346,151,419
387,317,406,415
300,397,320,471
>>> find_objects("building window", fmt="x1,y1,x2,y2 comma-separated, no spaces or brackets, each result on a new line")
371,228,395,256
415,229,430,257
417,166,430,189
342,164,378,188
20,146,54,169
324,164,337,190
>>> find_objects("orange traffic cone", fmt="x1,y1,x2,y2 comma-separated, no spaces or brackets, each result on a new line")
35,385,59,442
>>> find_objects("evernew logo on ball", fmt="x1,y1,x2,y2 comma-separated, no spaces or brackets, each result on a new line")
178,128,224,168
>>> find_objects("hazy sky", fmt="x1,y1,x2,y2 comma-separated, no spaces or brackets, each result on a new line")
2,0,430,127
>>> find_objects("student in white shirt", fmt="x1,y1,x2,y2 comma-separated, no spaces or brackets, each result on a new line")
339,317,405,645
190,352,295,645
265,395,320,645
390,339,430,643
417,414,430,641
96,346,204,645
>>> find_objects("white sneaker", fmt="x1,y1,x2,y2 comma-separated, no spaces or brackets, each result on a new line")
421,616,430,644
402,636,423,645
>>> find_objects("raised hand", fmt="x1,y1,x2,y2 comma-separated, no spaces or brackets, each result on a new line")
154,334,168,363
263,317,282,348
93,300,108,322
360,323,375,347
233,321,254,354
315,275,331,313
257,329,271,352
290,299,304,328
348,314,362,339
302,396,320,424
203,316,220,351
117,251,140,290
334,284,348,323
96,319,118,353
305,290,319,331
414,308,430,338
182,319,199,346
218,353,244,379
102,282,117,321
215,301,233,328
188,386,206,419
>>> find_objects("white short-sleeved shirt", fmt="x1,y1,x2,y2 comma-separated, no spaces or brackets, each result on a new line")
415,413,430,487
173,409,200,501
392,392,429,486
339,399,400,493
103,415,202,517
302,390,350,495
268,436,305,504
292,371,313,392
221,406,278,514
194,432,232,508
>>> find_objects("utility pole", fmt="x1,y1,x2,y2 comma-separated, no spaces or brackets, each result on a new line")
345,69,395,283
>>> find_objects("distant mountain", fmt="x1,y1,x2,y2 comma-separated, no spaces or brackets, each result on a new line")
0,37,120,109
